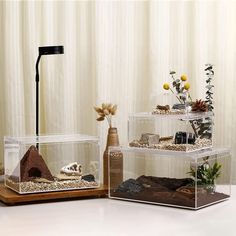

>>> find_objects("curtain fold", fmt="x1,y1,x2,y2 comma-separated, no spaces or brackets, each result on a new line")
0,0,235,182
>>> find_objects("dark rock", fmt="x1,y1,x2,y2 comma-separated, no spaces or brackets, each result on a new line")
136,175,192,191
116,178,144,194
82,174,95,182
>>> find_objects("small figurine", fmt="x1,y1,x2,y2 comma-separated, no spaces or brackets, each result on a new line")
174,132,196,145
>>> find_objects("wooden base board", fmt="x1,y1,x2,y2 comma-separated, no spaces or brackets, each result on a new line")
0,183,108,205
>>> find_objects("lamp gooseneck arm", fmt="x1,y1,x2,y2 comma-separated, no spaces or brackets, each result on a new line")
35,55,41,141
36,55,41,82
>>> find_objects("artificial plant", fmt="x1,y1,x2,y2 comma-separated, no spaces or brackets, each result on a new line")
191,64,214,139
163,65,214,139
205,64,214,111
188,160,221,193
163,71,192,104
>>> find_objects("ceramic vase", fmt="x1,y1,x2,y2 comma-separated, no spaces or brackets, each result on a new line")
103,127,123,189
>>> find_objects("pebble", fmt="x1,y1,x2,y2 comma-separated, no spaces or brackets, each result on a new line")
152,108,185,115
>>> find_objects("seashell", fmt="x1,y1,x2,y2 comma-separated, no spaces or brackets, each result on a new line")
60,162,82,176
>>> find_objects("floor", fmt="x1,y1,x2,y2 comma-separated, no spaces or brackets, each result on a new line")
0,187,235,236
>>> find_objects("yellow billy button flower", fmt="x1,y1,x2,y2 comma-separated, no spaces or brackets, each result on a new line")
184,82,190,90
181,75,187,81
163,83,170,90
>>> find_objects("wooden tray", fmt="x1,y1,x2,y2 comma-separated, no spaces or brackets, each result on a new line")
0,183,108,205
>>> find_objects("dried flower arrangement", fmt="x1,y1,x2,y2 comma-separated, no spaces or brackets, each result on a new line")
158,66,214,139
163,71,192,105
162,66,214,114
94,103,117,128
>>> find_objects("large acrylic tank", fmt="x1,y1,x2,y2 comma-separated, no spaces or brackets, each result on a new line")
4,134,100,194
108,147,231,210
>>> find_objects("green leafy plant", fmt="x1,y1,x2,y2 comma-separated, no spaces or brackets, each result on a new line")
191,64,214,139
188,161,222,192
205,64,214,111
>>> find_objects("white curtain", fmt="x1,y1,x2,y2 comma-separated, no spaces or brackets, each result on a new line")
0,0,236,183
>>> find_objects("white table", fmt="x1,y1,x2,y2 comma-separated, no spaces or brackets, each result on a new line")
0,187,235,236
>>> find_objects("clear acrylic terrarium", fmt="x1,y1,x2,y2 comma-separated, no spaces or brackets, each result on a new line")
128,111,213,152
4,134,100,194
108,147,231,210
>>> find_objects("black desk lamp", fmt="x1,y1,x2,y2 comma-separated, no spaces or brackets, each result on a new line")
35,46,64,144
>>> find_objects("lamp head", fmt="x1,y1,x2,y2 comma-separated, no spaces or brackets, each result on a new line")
39,46,64,55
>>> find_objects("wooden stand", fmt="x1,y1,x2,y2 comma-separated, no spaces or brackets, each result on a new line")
0,182,107,205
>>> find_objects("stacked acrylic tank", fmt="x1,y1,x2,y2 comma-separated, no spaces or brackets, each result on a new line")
4,134,100,194
108,112,231,209
128,112,213,152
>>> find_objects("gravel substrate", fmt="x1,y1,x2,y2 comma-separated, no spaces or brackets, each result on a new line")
5,178,99,194
152,109,186,115
129,138,212,152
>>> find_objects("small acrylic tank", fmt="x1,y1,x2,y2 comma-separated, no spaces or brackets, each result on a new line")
4,134,100,194
108,147,231,209
128,112,213,152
